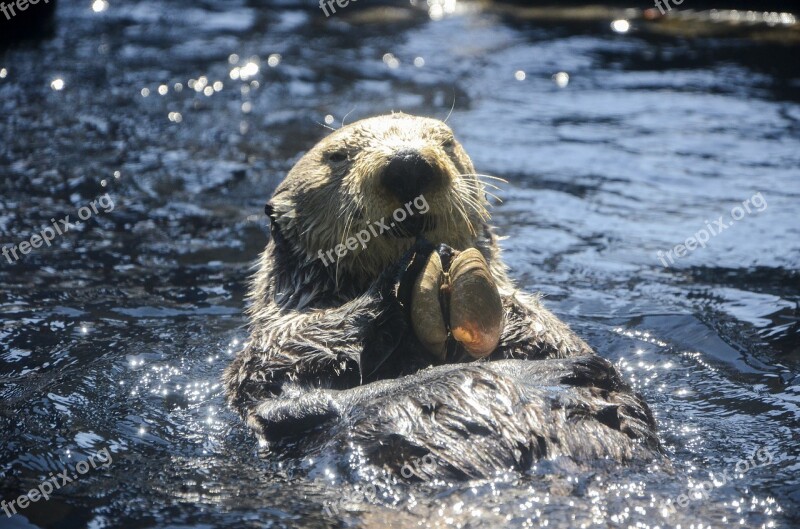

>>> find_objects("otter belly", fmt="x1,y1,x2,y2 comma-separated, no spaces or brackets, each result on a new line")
249,357,661,479
228,113,661,479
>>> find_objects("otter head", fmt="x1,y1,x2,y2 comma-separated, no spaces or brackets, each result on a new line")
267,113,492,290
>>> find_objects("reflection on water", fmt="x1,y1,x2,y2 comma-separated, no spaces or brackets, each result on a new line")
0,1,798,528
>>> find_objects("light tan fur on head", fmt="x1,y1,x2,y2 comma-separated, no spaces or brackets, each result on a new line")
269,113,493,286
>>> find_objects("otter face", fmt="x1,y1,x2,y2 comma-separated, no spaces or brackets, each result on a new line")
269,113,492,285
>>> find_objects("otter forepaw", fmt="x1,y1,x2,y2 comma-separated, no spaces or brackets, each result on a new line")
379,238,436,303
409,247,505,361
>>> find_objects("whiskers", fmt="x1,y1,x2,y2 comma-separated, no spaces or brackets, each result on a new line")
463,173,507,203
315,119,337,132
334,196,362,290
453,173,506,233
450,185,479,237
443,89,456,124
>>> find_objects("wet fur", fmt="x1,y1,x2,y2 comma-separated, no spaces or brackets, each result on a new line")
255,358,659,479
224,113,660,477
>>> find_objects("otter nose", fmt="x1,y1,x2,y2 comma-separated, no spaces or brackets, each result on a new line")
381,149,440,202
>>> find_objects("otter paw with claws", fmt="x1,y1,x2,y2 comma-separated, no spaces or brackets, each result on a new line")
409,247,504,361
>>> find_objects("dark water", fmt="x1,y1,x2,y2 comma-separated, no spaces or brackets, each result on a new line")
1,1,799,528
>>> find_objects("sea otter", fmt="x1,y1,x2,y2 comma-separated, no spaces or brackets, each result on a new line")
224,113,660,478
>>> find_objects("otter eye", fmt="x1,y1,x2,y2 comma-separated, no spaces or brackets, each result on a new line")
442,137,455,148
327,150,348,163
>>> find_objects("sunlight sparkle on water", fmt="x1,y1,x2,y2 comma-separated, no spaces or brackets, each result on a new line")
91,0,108,13
611,19,630,33
194,76,208,92
553,71,569,88
428,0,456,21
240,61,259,80
383,53,400,69
51,78,64,90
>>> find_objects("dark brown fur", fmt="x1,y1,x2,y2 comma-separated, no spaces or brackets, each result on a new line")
223,113,660,476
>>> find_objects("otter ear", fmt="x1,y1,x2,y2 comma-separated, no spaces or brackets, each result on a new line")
264,201,284,244
264,201,275,219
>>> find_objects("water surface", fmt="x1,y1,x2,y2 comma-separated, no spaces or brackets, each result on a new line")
1,1,798,527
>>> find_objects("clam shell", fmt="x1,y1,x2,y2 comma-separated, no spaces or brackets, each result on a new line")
410,251,448,361
448,248,504,358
